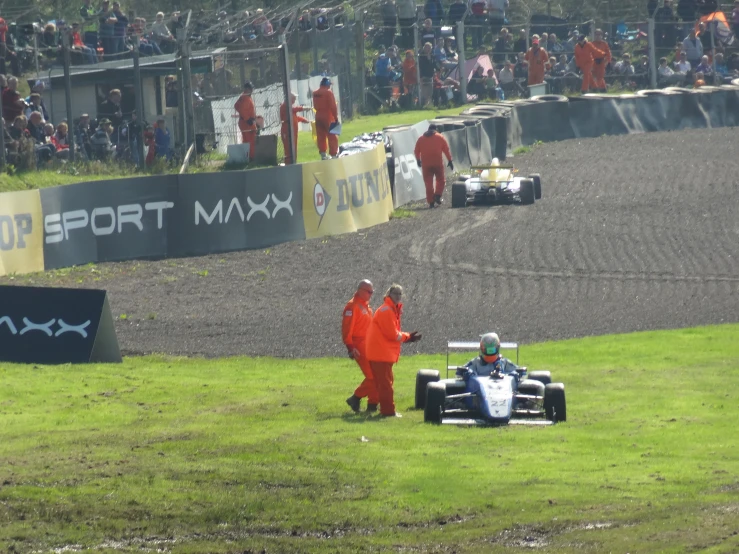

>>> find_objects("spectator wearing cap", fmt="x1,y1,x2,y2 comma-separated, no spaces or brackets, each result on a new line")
234,81,258,159
90,118,115,160
154,116,172,161
312,77,339,160
524,36,549,85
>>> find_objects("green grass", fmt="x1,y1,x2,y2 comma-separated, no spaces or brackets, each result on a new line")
2,324,739,552
389,207,417,219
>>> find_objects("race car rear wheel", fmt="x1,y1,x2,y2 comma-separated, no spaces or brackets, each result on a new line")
529,174,542,200
519,179,535,205
451,183,467,208
424,382,447,424
415,369,440,410
544,383,567,423
527,371,552,385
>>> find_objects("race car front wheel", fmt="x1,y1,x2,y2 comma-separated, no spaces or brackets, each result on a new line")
544,383,567,423
451,183,467,208
519,179,535,206
415,369,440,410
529,174,542,200
424,382,447,424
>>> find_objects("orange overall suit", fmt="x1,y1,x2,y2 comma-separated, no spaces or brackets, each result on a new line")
280,101,308,165
414,128,453,206
234,92,257,159
366,297,411,416
574,38,606,93
524,44,549,85
342,293,378,408
591,39,612,91
312,81,339,158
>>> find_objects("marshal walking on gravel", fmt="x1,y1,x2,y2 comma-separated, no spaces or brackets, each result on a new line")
414,124,454,209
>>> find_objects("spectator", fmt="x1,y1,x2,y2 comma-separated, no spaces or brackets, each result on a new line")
168,11,184,37
49,122,70,159
524,37,549,86
484,68,504,99
424,0,444,27
658,56,685,85
695,54,712,76
165,75,178,107
513,28,528,54
433,37,456,69
98,88,124,133
8,114,28,141
111,2,129,55
79,0,100,50
514,51,528,83
614,53,636,77
444,37,458,63
133,17,162,57
655,0,677,49
693,70,706,87
2,116,19,162
682,29,703,67
418,42,437,106
2,76,27,123
677,0,697,36
26,111,45,142
498,59,520,97
24,93,46,121
468,65,486,96
375,46,394,101
396,0,416,49
152,12,176,53
494,28,512,63
713,52,730,83
365,284,422,418
553,54,569,76
99,0,117,57
154,116,172,160
447,0,466,45
564,29,579,53
41,23,57,49
71,22,97,64
90,118,115,160
380,0,398,48
547,33,563,53
467,0,486,49
402,49,418,99
697,21,715,55
487,0,509,35
76,113,93,159
420,18,436,46
674,50,692,73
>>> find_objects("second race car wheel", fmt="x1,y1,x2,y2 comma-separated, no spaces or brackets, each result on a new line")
544,383,567,423
415,369,440,409
424,382,447,424
527,371,552,385
451,183,467,208
529,173,542,200
519,179,535,205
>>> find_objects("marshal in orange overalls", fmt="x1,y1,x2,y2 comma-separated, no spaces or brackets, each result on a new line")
342,289,378,410
280,99,308,165
524,42,549,85
414,127,453,206
312,79,339,158
234,87,257,160
591,34,612,92
574,38,606,93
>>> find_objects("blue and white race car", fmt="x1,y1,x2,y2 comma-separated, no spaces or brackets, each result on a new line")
415,339,566,426
451,159,542,208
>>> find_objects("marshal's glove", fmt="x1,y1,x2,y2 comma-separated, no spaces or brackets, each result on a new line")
416,158,422,168
246,117,256,125
447,160,454,171
595,58,603,65
407,331,422,343
347,345,360,360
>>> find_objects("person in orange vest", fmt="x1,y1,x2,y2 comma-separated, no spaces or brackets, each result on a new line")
574,33,606,93
365,284,422,418
280,93,309,165
234,81,258,161
414,123,453,209
343,280,379,413
312,77,339,160
591,29,612,92
524,37,549,85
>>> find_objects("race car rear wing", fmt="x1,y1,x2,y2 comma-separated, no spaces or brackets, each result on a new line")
447,340,519,376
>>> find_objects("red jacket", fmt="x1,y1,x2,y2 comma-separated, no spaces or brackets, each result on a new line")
341,294,373,348
366,297,410,363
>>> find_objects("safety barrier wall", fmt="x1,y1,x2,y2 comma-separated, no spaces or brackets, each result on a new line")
0,144,392,277
389,86,739,207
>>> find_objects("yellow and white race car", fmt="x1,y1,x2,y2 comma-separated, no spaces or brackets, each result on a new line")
451,159,542,208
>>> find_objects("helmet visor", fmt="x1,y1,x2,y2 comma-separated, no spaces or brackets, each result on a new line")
482,343,498,356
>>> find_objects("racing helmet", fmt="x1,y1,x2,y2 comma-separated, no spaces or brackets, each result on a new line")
480,332,501,364
491,157,500,167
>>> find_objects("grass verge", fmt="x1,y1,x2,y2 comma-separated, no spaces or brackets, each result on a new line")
2,324,738,553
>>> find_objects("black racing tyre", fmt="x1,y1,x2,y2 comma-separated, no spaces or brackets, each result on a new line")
544,383,567,423
517,379,546,397
424,382,447,424
519,179,535,205
415,369,440,410
444,380,467,396
452,183,468,208
527,370,551,385
529,173,542,200
456,174,471,182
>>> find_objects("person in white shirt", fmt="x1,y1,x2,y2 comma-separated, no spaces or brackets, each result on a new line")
673,51,691,74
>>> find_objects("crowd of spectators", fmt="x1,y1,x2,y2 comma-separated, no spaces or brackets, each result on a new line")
1,76,174,169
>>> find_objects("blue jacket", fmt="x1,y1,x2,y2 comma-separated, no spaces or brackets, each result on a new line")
375,55,392,78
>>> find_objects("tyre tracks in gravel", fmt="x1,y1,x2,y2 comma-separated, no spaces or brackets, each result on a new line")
3,127,737,358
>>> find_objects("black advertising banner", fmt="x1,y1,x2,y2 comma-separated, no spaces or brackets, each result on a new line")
172,165,305,257
0,285,121,364
40,176,178,269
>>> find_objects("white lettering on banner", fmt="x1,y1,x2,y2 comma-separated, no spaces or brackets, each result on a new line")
0,316,91,338
195,193,294,225
394,154,422,190
44,202,174,244
0,213,33,250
